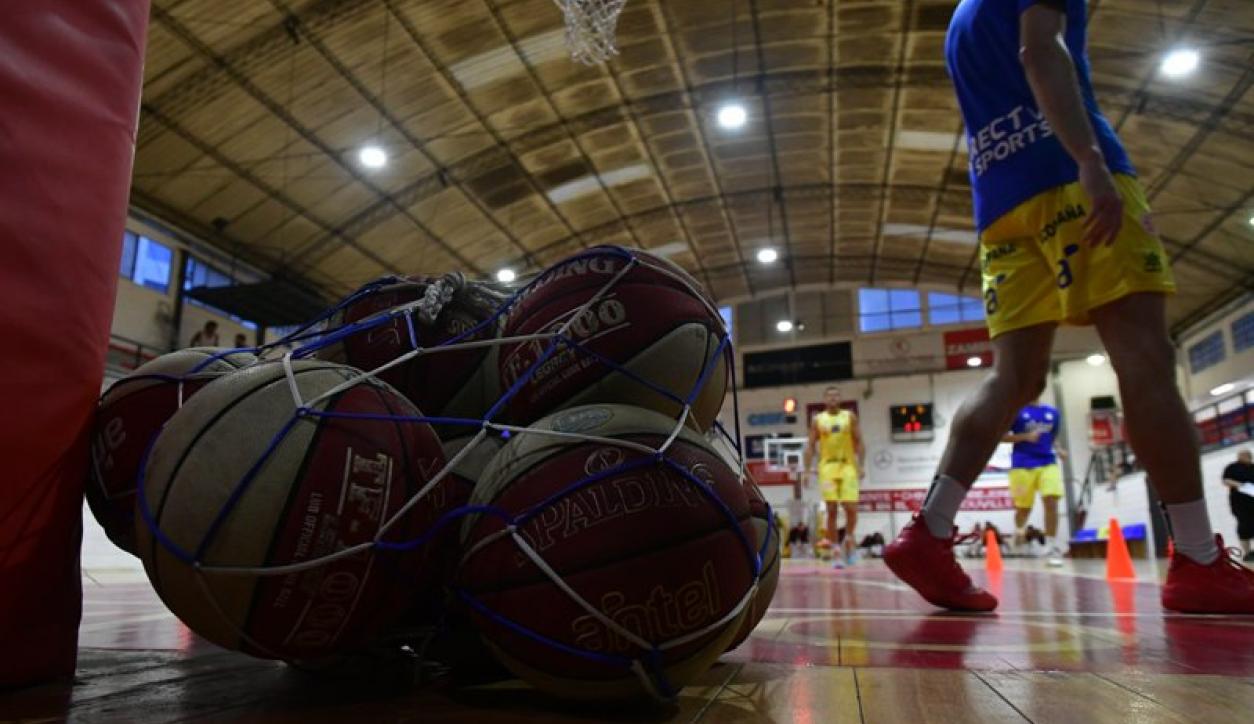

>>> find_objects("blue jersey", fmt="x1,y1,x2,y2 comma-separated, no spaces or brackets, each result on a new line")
1010,404,1060,469
945,0,1135,229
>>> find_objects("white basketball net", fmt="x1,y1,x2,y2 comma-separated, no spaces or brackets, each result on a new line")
553,0,627,65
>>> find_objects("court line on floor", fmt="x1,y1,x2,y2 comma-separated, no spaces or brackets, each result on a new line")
763,608,1254,621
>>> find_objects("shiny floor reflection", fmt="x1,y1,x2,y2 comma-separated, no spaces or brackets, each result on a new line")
6,560,1253,723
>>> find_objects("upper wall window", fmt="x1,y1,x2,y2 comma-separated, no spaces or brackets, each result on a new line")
1187,330,1226,374
927,292,985,326
1232,311,1254,354
120,231,173,294
859,288,922,333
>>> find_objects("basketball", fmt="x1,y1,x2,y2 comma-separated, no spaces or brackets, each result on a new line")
498,247,728,431
458,404,756,700
88,347,256,555
135,359,452,661
726,477,780,651
317,275,501,438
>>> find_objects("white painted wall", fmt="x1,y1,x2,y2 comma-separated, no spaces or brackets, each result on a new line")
1178,295,1254,406
1082,446,1252,549
110,278,176,350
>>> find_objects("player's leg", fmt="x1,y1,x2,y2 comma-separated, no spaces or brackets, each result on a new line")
841,502,858,562
1010,467,1036,552
931,323,1057,523
824,501,839,547
1042,495,1063,566
1091,292,1254,611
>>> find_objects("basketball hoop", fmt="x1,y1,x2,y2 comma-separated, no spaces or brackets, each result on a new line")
552,0,627,65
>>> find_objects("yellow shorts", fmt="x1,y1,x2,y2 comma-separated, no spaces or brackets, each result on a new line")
819,461,859,503
979,174,1175,339
1008,464,1063,509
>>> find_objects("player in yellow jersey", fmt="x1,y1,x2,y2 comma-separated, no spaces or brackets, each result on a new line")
804,386,865,568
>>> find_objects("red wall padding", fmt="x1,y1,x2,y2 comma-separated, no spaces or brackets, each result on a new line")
0,1,150,687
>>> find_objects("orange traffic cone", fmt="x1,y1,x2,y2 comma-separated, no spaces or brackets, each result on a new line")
985,527,1003,572
1106,517,1136,580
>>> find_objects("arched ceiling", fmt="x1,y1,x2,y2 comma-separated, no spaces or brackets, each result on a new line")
133,0,1254,330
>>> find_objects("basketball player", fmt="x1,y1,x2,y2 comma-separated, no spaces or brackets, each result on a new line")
1004,398,1068,565
885,0,1254,612
804,387,865,568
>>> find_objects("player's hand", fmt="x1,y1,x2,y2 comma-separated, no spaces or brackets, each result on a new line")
1057,448,1069,461
858,466,866,481
1025,430,1043,443
1078,153,1123,247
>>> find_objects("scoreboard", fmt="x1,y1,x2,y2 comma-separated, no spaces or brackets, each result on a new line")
890,403,934,442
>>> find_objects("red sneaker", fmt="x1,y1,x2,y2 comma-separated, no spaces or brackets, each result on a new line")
1161,535,1254,614
884,514,998,612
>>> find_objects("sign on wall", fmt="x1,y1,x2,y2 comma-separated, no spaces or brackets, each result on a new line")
858,486,1013,512
743,341,853,388
944,327,993,369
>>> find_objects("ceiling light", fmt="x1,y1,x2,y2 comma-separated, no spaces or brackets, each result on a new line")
1248,215,1254,227
717,102,747,130
495,268,517,283
1210,383,1235,397
358,145,387,169
1086,353,1106,367
966,356,983,368
1160,48,1199,78
757,247,778,264
776,319,794,333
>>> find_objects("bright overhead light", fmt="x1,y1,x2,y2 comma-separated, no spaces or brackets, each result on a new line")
1210,383,1235,397
1248,215,1254,227
358,145,387,169
776,319,794,333
966,356,983,368
1086,353,1107,367
717,102,747,130
495,268,517,283
1160,48,1199,78
757,247,778,264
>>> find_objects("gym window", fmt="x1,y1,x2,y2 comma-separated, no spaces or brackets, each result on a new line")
1187,331,1226,374
119,231,173,295
859,288,922,333
927,292,985,326
1232,311,1254,354
184,256,257,330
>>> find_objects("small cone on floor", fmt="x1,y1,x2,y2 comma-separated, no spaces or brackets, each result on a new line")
1106,517,1136,580
984,528,1003,572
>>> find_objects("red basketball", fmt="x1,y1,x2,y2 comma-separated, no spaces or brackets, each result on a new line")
136,360,454,661
318,276,499,437
498,247,727,431
726,476,780,651
459,404,756,700
89,347,256,555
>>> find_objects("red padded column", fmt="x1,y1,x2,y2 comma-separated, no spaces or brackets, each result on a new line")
0,1,150,686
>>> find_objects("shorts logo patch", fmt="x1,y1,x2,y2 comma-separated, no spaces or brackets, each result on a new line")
1039,204,1086,243
1144,252,1163,273
981,243,1017,271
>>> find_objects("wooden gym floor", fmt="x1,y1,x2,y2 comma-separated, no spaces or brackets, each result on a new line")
6,558,1254,723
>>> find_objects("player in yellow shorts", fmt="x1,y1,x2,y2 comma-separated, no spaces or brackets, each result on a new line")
1003,399,1068,566
886,1,1254,614
804,387,865,569
979,173,1174,339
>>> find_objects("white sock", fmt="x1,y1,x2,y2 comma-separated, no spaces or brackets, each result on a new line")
921,474,967,538
1166,498,1219,565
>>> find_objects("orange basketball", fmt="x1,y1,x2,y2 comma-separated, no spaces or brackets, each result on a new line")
498,247,728,431
89,347,255,555
136,360,455,661
458,404,756,700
